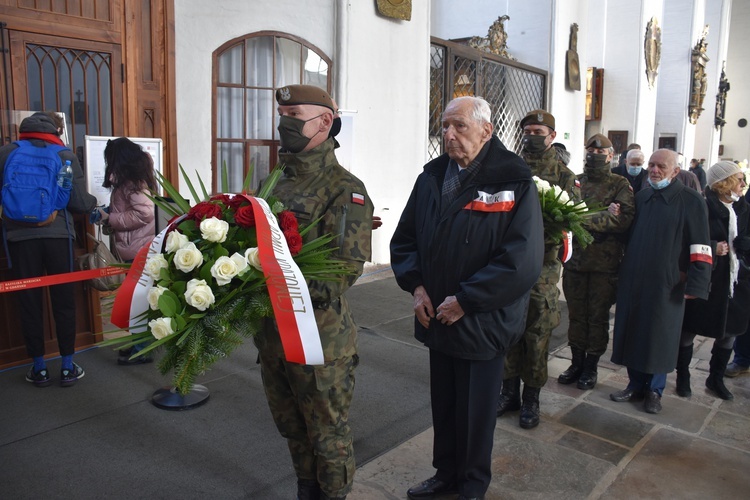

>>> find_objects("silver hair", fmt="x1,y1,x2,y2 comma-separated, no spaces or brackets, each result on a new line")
626,149,645,161
447,96,492,124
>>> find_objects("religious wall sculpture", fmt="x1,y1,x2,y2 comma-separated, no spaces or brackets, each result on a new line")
469,15,516,61
715,62,730,130
376,0,411,21
566,24,581,91
644,17,661,89
689,25,710,125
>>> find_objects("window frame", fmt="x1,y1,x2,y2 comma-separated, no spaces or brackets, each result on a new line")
211,31,332,194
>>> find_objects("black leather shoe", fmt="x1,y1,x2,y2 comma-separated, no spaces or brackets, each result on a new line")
644,390,662,414
609,388,644,402
407,476,457,499
558,347,585,385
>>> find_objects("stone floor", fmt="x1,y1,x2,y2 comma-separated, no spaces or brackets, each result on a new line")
352,330,750,499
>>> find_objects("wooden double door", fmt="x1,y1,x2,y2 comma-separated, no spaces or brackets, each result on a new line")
0,1,176,368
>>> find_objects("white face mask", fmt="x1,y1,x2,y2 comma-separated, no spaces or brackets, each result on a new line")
730,193,740,202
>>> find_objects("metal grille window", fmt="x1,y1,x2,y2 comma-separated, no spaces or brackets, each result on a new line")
429,38,547,159
213,33,331,192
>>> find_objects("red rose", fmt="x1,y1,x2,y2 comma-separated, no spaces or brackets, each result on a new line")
284,229,303,255
210,194,232,206
227,195,248,211
278,210,299,232
188,201,222,221
235,205,256,228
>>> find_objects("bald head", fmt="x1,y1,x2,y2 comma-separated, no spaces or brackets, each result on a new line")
647,149,680,186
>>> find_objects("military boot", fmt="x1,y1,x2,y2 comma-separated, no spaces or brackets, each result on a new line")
705,346,734,400
496,376,521,417
297,479,321,500
675,344,693,397
519,385,541,429
558,347,585,385
577,353,600,390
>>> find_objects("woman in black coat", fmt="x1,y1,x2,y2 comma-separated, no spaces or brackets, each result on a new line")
679,161,750,400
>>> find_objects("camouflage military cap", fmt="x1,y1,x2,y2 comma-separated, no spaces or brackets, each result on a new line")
585,133,612,149
520,109,555,131
275,84,335,112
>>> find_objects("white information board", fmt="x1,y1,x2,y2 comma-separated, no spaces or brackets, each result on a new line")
85,136,163,206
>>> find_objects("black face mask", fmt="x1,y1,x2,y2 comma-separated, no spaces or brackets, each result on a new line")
521,134,549,154
277,113,325,153
585,152,610,169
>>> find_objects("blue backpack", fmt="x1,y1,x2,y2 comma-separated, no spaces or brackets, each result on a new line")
1,140,72,225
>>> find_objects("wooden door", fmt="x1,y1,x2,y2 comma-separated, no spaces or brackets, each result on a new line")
0,31,124,367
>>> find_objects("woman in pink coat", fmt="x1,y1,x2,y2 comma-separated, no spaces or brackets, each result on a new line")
97,137,156,364
98,137,156,261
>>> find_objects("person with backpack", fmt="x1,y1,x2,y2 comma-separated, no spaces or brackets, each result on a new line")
0,111,97,387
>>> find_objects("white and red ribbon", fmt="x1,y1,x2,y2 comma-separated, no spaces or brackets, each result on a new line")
243,195,323,365
111,216,181,333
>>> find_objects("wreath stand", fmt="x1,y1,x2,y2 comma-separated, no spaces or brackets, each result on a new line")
152,384,210,410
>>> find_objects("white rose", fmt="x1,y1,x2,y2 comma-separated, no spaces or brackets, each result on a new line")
245,247,263,271
165,231,189,253
200,217,229,243
185,279,215,311
210,253,248,286
149,317,174,340
533,176,550,192
144,253,169,280
174,242,204,273
559,190,570,204
147,285,168,311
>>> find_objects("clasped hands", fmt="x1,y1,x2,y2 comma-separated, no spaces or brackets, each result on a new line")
413,285,464,328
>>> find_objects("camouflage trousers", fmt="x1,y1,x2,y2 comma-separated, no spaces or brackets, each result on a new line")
258,344,358,498
562,269,617,356
504,263,562,388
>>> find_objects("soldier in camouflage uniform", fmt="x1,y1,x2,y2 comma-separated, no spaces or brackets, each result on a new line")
497,109,580,429
559,134,634,390
254,85,373,500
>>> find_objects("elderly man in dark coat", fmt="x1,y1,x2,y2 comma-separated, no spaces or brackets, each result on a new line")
610,149,712,414
391,96,543,500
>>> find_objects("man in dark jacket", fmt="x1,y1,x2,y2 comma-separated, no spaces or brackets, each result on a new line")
610,149,711,414
611,149,647,194
689,158,708,191
391,96,543,500
0,111,97,387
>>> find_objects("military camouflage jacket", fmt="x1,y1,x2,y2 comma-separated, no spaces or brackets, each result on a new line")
565,165,635,273
523,146,581,262
260,138,374,361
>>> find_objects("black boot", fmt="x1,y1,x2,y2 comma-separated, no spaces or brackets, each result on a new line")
496,376,521,416
706,346,734,400
577,353,600,390
675,344,693,397
519,385,541,429
558,347,585,385
297,479,321,500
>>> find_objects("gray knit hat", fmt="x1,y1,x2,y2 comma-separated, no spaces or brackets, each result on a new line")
706,160,741,188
